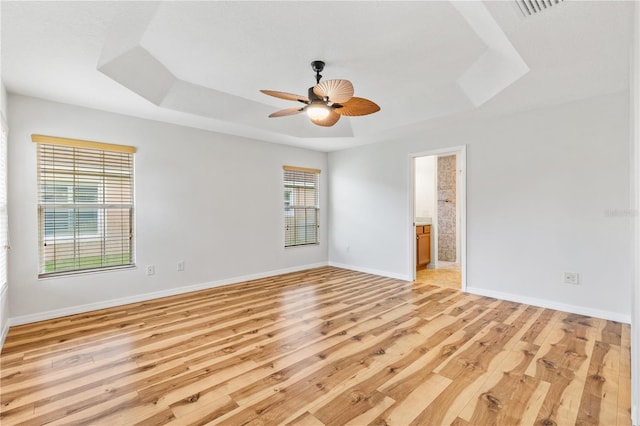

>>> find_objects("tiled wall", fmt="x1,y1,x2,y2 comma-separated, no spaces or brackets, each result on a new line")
437,155,456,262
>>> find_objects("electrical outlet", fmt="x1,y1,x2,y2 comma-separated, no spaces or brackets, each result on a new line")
177,260,185,272
146,264,155,276
563,272,579,285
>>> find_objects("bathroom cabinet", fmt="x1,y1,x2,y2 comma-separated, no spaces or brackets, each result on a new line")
416,225,431,268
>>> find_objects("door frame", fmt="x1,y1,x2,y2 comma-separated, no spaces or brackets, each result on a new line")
409,145,467,291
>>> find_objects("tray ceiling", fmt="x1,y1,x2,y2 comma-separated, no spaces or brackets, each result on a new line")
1,1,632,151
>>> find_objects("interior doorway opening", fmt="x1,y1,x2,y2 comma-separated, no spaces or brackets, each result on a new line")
411,146,466,290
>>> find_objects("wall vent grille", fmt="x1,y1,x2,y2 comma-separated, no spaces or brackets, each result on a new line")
516,0,564,17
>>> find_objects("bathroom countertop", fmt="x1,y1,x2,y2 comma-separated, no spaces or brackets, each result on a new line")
415,217,432,226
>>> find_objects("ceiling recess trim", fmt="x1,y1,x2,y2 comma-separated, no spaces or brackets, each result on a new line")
515,0,564,17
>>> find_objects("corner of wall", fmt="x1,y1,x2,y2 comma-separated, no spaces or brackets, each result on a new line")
327,261,412,282
631,3,640,424
1,81,7,124
0,84,8,351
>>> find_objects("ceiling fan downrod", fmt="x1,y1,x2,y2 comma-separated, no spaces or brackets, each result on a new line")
311,60,325,84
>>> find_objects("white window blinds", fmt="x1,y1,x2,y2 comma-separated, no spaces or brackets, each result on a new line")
283,165,320,247
33,135,136,277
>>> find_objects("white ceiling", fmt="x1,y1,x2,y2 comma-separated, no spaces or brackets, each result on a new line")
1,1,633,152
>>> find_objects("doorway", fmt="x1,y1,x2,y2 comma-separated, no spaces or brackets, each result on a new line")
410,146,466,290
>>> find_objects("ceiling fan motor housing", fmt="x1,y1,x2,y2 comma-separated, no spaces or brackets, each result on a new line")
311,60,325,84
307,87,321,102
311,60,325,73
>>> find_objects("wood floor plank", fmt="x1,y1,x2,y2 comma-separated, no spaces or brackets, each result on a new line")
167,390,237,425
576,340,619,426
408,319,527,425
0,266,632,426
285,411,325,426
618,323,632,426
216,317,430,425
458,341,540,425
372,373,451,425
519,379,552,426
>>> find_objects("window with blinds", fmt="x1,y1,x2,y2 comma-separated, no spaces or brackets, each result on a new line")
33,135,136,277
283,165,320,247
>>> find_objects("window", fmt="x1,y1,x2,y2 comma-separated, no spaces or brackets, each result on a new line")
283,165,320,247
33,134,136,277
43,184,100,239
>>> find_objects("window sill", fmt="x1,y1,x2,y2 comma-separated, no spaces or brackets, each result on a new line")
285,242,320,249
38,264,136,279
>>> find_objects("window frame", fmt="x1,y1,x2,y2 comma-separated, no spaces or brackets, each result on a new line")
283,165,321,248
33,134,136,278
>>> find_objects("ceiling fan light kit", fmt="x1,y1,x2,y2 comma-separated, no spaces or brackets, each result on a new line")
306,103,330,120
261,60,380,127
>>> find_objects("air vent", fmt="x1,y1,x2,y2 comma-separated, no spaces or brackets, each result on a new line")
515,0,564,17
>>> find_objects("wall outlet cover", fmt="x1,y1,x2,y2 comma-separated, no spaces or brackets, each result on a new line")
563,272,579,285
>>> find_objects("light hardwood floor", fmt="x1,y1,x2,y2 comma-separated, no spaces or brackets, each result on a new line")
415,266,461,290
0,266,631,425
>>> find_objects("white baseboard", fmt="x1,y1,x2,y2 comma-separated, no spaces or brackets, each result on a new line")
6,262,629,327
0,321,8,349
1,282,8,348
326,265,628,323
0,321,9,350
327,261,412,281
8,262,329,326
466,286,631,324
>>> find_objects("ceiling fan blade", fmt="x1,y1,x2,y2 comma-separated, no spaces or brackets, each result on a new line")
310,109,341,127
269,107,304,118
334,97,380,116
313,79,354,104
260,90,309,103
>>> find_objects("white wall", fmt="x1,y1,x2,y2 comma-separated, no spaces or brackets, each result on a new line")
414,156,436,220
414,155,437,268
631,3,639,423
329,92,633,322
0,81,8,346
7,95,328,322
1,82,7,122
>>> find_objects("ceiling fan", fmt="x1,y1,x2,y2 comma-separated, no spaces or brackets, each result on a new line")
260,60,380,127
